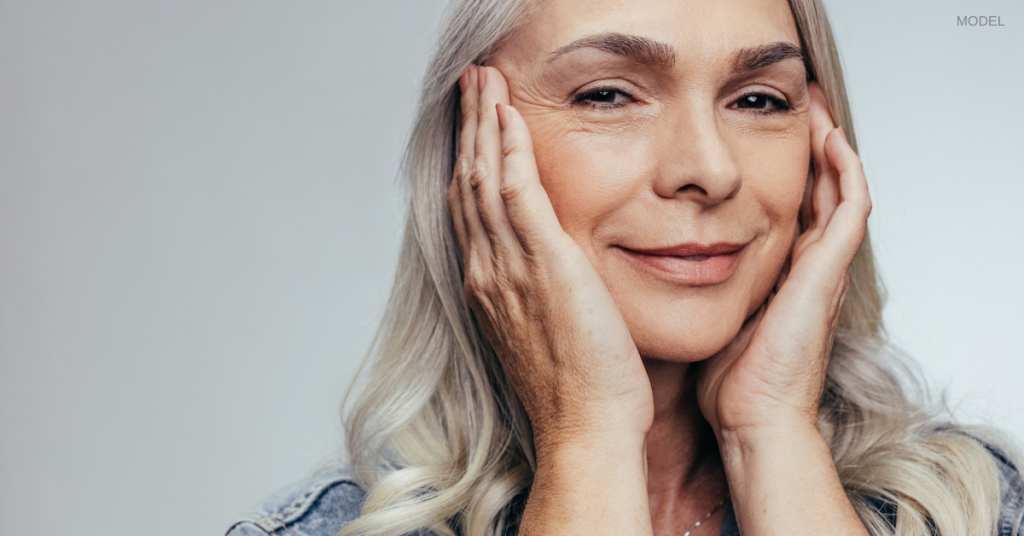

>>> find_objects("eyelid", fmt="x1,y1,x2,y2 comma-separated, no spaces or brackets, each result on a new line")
730,79,795,103
573,86,635,104
728,87,793,114
735,84,788,102
569,78,647,106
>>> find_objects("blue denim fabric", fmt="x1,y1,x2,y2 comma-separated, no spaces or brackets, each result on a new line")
988,443,1024,536
223,466,739,536
225,468,367,536
226,446,1022,536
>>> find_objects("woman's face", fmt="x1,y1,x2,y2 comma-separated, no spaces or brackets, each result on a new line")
489,0,813,362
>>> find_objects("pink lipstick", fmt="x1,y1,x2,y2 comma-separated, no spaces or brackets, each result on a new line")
618,242,746,285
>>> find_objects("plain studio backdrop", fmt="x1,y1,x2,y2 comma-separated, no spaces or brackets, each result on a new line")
1,1,1021,534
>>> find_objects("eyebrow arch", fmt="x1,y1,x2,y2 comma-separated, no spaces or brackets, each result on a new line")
546,33,677,68
731,42,808,76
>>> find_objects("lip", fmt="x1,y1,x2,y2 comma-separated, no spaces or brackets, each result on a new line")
617,242,747,285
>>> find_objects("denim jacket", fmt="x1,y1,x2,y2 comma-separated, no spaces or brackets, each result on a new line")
224,467,741,536
226,445,1024,536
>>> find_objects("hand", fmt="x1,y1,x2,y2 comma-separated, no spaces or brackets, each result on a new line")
695,81,872,438
446,66,654,451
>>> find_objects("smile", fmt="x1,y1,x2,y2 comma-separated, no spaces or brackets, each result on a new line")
616,242,747,286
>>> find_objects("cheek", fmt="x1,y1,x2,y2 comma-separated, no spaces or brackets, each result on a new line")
737,134,810,235
734,134,810,310
524,112,654,248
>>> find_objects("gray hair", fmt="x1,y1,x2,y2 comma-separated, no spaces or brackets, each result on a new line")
339,1,1024,535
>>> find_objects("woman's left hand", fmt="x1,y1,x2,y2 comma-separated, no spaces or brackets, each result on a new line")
695,80,872,439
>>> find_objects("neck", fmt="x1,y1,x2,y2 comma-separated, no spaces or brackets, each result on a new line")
642,358,728,532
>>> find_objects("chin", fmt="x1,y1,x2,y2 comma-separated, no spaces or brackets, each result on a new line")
619,295,752,363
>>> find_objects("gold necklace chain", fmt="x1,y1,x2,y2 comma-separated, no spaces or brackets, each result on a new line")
673,493,730,536
684,496,733,536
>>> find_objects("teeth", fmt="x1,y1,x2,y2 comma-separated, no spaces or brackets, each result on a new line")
682,254,709,261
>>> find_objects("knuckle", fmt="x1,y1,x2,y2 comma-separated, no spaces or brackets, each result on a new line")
500,178,527,203
497,281,517,304
454,155,473,182
501,138,524,160
496,279,527,312
463,276,479,301
857,194,872,218
467,282,492,312
464,261,490,295
470,159,490,189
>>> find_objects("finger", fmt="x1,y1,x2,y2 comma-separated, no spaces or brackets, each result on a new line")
455,67,492,260
499,104,569,257
457,66,478,174
447,68,476,262
472,67,523,256
447,177,469,263
788,128,870,293
806,82,840,237
819,125,872,260
826,126,871,218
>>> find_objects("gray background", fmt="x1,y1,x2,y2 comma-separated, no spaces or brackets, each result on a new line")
0,1,1020,535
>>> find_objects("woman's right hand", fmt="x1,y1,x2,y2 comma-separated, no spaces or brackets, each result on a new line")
446,65,654,452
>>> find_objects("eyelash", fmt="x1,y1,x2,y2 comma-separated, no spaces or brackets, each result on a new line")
732,91,793,115
572,87,634,109
571,87,793,115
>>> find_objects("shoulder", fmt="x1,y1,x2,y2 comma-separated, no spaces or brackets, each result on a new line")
985,442,1024,536
936,430,1024,535
225,467,367,536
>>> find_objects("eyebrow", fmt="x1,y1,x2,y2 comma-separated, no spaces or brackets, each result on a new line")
731,41,807,76
547,33,677,68
546,32,808,77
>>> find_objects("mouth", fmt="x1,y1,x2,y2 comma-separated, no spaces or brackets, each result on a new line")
616,242,747,285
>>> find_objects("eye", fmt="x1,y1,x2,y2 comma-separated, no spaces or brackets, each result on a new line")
572,87,634,109
732,92,792,114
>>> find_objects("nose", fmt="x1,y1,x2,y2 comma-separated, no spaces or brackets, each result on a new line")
652,103,742,205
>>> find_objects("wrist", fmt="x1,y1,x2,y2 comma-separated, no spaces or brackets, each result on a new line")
523,430,652,536
531,403,652,461
534,428,648,468
715,419,868,536
714,405,818,442
718,419,830,474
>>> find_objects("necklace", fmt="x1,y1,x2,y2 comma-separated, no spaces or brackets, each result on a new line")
680,494,730,536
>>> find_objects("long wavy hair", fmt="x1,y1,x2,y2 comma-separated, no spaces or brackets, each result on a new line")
337,1,1024,535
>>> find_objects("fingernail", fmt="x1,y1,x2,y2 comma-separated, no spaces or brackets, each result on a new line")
838,126,847,142
458,69,468,92
496,103,508,131
477,66,488,92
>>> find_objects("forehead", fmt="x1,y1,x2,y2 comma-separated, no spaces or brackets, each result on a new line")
502,0,801,64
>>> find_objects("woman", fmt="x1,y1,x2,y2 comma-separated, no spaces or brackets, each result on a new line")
226,0,1024,535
